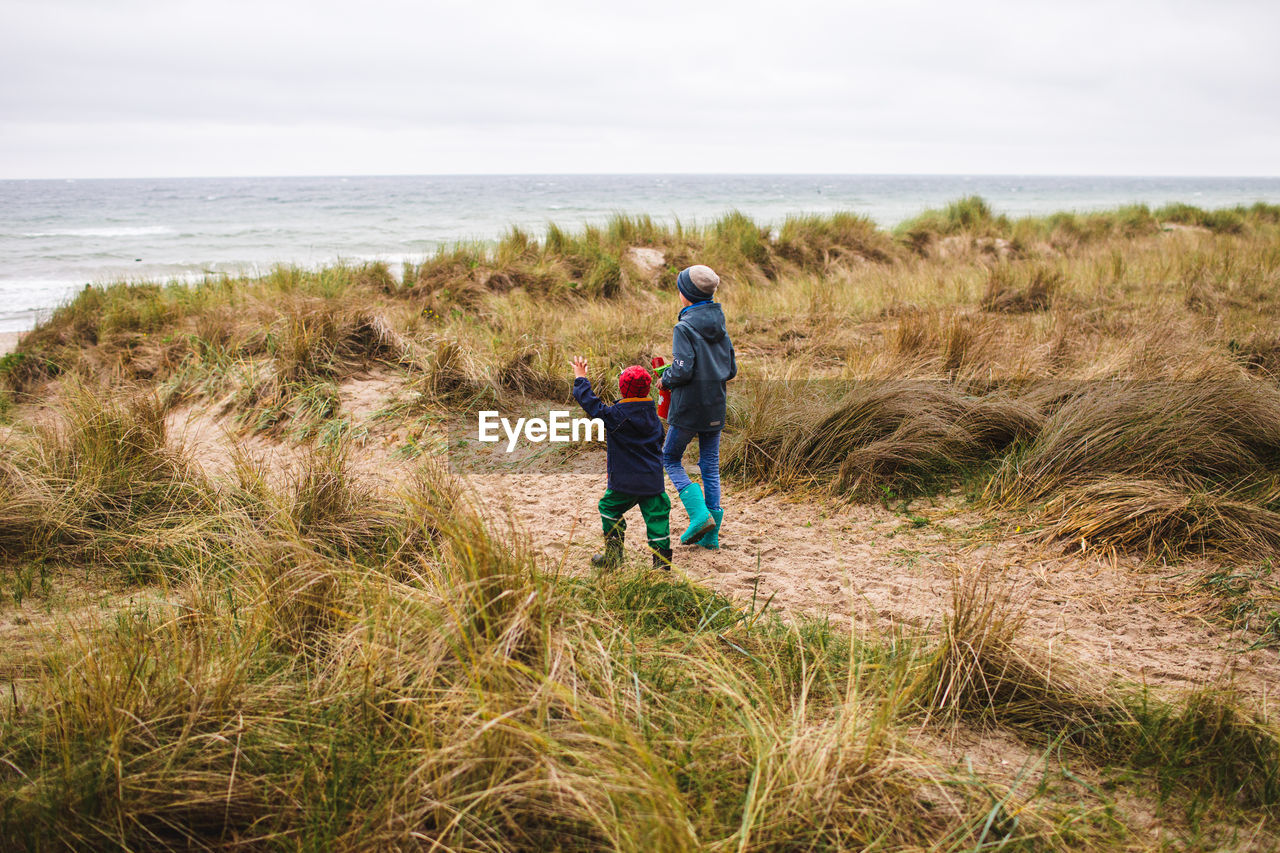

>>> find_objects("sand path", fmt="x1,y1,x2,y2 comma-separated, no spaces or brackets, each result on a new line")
469,466,1279,702
0,332,20,357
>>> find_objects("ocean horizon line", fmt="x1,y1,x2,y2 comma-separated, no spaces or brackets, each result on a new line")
6,171,1280,184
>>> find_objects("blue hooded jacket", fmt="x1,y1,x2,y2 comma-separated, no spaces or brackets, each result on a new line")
660,301,737,432
572,377,666,496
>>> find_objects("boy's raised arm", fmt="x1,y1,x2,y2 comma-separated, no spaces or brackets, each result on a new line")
570,356,611,422
572,377,610,420
661,325,696,389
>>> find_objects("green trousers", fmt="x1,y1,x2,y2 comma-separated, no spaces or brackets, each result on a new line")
599,489,671,552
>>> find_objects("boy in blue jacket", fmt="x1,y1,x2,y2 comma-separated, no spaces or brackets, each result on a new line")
659,265,736,549
571,356,672,570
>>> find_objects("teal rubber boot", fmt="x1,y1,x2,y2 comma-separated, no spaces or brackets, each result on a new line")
695,508,723,550
678,484,716,544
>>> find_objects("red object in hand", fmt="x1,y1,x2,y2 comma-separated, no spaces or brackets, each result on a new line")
651,356,671,419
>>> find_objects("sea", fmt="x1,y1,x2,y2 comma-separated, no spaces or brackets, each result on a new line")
3,174,1280,333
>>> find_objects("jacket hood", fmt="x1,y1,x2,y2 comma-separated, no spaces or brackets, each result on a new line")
679,301,727,343
613,399,659,435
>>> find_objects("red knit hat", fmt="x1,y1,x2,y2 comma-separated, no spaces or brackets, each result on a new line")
618,365,652,398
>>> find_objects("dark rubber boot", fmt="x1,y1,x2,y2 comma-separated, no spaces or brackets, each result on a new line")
652,547,673,571
591,530,624,569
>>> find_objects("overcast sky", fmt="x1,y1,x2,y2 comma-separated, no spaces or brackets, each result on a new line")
2,0,1276,178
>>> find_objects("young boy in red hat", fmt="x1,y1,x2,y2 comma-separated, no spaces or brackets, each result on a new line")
571,356,672,570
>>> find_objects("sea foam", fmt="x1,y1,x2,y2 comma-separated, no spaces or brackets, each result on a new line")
23,225,175,238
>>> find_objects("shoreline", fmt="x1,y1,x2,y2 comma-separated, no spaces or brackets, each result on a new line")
5,187,1280,333
0,331,21,356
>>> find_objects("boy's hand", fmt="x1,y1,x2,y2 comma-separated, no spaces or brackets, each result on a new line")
571,356,588,379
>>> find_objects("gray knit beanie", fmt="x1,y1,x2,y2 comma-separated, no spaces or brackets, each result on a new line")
676,265,720,302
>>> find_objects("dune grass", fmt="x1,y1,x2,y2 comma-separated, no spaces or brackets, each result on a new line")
5,200,1280,845
0,389,1030,848
982,380,1280,557
4,385,1279,848
722,380,1041,501
0,381,220,579
926,579,1280,813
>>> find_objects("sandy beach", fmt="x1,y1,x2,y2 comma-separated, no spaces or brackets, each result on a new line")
0,331,20,356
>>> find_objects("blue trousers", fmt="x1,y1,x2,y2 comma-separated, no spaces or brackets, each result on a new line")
662,425,722,511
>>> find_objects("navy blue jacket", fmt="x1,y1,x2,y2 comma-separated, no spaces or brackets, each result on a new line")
572,377,666,496
660,301,737,432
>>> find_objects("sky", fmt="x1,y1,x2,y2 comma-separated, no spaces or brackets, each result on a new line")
1,0,1277,178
